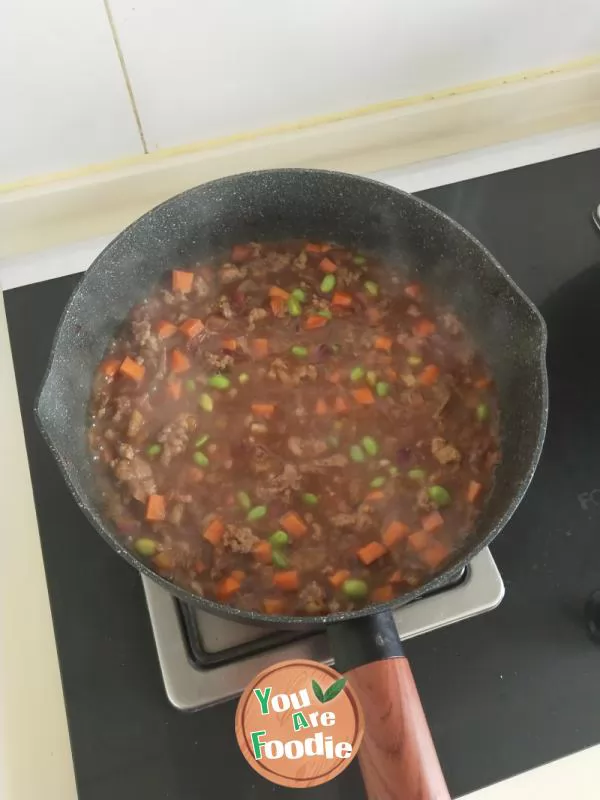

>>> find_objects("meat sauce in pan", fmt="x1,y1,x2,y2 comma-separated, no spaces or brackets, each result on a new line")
88,241,500,616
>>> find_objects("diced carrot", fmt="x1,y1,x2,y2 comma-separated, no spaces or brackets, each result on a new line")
352,387,375,405
179,318,205,339
315,398,328,415
270,296,286,317
280,511,308,539
421,510,444,532
371,585,394,603
386,368,398,382
383,520,410,548
194,560,207,575
328,371,341,384
421,541,450,570
119,356,145,383
231,244,252,263
408,530,430,552
253,540,272,564
171,349,191,373
331,291,352,308
418,364,440,386
186,466,205,484
390,570,404,584
153,551,174,571
172,270,194,293
251,403,276,419
319,257,337,273
467,480,483,503
334,396,349,413
366,308,381,326
374,336,393,353
404,282,422,300
167,378,182,401
304,315,329,330
357,541,388,566
364,490,385,502
412,318,436,337
231,569,246,583
101,359,121,377
329,569,351,589
305,242,328,253
263,598,286,615
474,377,491,389
203,518,224,546
222,338,237,352
215,576,242,600
251,339,269,359
145,494,166,522
156,320,178,339
273,571,300,591
268,286,290,299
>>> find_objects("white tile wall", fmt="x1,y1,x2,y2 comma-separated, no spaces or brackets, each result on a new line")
1,0,143,185
108,0,600,152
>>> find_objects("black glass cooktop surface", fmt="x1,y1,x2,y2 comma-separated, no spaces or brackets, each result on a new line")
5,148,600,799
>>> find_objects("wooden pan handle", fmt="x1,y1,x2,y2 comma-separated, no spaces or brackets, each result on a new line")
328,612,450,800
349,656,449,800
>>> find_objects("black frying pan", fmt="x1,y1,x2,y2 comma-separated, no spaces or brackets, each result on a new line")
36,169,548,799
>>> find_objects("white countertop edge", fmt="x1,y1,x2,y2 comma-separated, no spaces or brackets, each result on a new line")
0,125,599,798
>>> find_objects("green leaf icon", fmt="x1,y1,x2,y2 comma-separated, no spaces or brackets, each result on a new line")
312,679,325,703
323,677,347,703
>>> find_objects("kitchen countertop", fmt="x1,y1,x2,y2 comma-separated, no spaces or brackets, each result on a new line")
2,133,600,799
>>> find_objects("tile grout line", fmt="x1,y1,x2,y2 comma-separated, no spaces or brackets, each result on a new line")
102,0,149,154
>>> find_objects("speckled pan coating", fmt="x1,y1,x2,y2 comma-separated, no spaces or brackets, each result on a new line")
35,168,548,627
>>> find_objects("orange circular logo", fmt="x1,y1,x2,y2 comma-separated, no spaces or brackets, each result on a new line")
235,659,364,788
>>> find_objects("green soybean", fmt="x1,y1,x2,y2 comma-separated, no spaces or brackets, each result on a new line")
146,444,161,457
269,530,289,548
362,436,378,457
247,505,268,522
272,550,289,569
238,373,250,384
292,288,306,302
291,345,308,358
364,281,379,297
428,485,452,507
193,451,209,467
407,355,423,367
134,538,157,557
350,445,365,463
408,468,426,481
342,579,368,599
366,370,377,386
237,491,252,510
476,403,489,422
370,476,386,488
353,255,367,266
194,434,210,448
185,379,196,392
388,466,399,477
198,393,213,412
350,366,365,382
376,381,389,397
288,296,302,317
208,374,230,390
318,308,333,319
320,274,336,293
302,493,318,506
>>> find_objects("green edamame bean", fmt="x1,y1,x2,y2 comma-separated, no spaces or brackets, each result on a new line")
269,530,289,547
134,538,157,557
146,444,161,457
320,274,336,293
247,505,268,522
428,485,452,506
342,579,368,599
198,393,213,412
272,550,289,569
350,445,365,463
193,451,209,467
362,436,378,456
208,374,230,390
350,366,365,382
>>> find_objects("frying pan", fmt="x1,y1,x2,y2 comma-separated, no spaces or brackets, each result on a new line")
36,168,548,799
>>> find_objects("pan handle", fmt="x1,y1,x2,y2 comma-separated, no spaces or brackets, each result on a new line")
328,611,450,800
